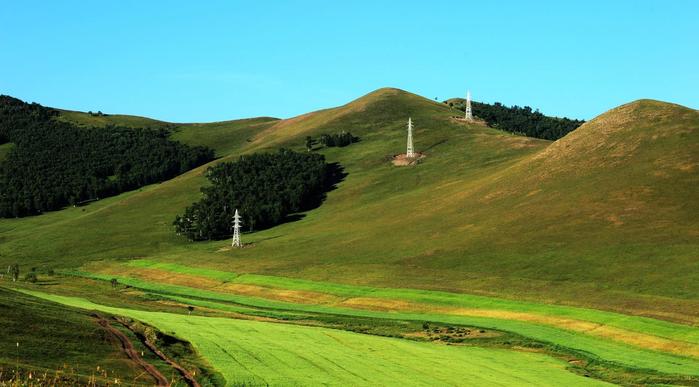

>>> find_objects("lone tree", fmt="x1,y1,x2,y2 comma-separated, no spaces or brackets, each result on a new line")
187,306,195,315
110,278,118,289
9,264,19,282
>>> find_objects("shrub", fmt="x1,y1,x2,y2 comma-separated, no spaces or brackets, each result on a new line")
24,272,37,283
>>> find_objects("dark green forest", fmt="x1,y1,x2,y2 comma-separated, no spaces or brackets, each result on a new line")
446,98,584,140
0,95,214,217
174,149,339,241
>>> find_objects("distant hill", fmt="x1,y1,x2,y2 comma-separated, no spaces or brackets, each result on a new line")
57,109,174,130
0,88,696,321
445,97,585,140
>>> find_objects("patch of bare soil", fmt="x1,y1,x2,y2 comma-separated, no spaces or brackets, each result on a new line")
450,116,488,126
405,324,500,343
217,243,255,252
392,152,426,166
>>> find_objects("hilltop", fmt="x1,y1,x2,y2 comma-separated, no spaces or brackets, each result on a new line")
0,89,697,322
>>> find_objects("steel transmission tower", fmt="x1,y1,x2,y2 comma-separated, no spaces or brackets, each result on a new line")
465,90,473,121
406,117,415,158
232,209,242,247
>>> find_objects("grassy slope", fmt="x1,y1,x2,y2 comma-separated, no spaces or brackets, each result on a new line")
0,287,156,384
22,290,608,387
170,117,279,157
1,89,697,320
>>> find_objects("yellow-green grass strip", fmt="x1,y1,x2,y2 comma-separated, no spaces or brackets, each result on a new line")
125,259,699,345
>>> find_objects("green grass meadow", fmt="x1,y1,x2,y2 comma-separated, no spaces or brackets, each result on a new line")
20,290,610,386
55,268,699,378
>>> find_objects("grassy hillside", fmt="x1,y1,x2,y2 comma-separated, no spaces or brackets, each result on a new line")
0,89,697,321
0,287,157,385
170,117,279,157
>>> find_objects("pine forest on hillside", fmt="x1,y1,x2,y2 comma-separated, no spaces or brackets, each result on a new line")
0,95,214,217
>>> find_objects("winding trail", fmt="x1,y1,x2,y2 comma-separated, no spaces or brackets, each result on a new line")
94,314,169,386
115,318,201,387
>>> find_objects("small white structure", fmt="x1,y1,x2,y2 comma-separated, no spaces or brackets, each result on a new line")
465,90,473,121
231,209,242,248
406,117,415,158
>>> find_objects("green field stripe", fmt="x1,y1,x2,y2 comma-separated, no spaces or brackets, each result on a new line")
18,289,609,387
55,271,699,376
121,260,699,345
160,292,699,378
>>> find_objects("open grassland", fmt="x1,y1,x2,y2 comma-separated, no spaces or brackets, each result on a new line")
56,265,699,379
20,289,610,386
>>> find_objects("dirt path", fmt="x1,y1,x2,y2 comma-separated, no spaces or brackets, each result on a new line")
94,314,169,386
115,318,201,387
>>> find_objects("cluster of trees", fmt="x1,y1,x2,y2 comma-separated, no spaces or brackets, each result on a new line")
4,264,51,283
0,95,214,217
319,131,358,147
304,131,359,152
446,99,584,140
174,149,336,241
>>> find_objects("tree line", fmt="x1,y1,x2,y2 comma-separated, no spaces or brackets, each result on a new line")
0,95,214,217
446,99,584,140
174,149,340,241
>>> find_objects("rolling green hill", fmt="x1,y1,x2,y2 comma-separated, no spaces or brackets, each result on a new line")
1,88,697,385
0,89,697,319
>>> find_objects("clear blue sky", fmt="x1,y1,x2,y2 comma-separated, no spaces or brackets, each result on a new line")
1,1,697,122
